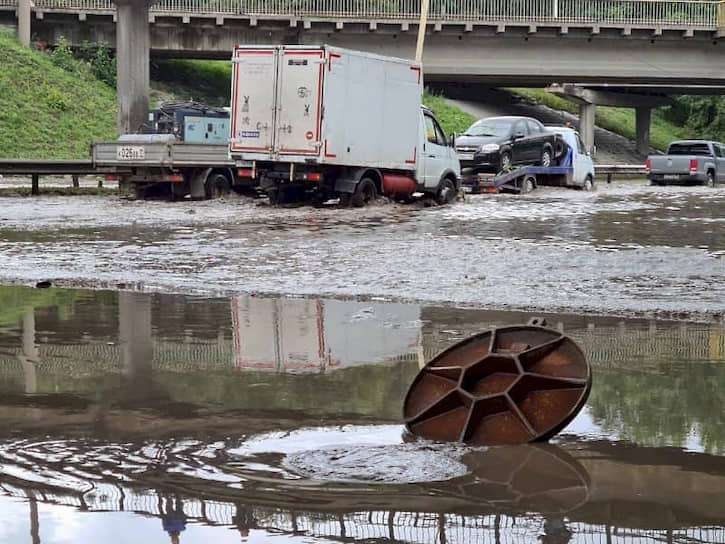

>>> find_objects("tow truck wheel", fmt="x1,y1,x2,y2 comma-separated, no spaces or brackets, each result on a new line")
205,172,232,199
521,176,535,194
351,178,378,207
436,178,456,205
583,176,594,191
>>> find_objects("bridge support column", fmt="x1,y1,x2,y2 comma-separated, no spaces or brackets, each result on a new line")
18,0,31,47
114,0,153,134
578,102,595,155
636,107,651,155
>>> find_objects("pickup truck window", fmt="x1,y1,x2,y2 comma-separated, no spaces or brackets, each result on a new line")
667,143,712,156
714,145,723,158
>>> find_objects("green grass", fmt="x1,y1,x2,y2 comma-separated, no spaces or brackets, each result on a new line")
151,59,232,107
0,31,118,159
507,88,688,152
423,90,477,136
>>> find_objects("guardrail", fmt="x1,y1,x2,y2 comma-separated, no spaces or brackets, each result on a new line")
4,0,722,28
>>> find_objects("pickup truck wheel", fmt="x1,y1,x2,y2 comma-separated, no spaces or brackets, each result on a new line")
706,171,715,187
539,148,552,168
436,178,456,205
500,152,512,172
351,178,377,207
205,173,231,199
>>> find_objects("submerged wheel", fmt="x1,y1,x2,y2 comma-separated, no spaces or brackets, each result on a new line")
351,178,378,207
706,171,715,187
521,175,535,194
539,148,552,168
205,172,232,199
582,175,594,191
436,178,456,205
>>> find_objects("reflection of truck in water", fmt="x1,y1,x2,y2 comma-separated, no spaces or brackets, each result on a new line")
231,297,421,373
229,45,460,206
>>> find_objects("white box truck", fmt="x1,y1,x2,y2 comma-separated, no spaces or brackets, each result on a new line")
229,45,460,206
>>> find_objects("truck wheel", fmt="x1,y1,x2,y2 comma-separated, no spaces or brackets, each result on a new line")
706,171,715,187
436,178,456,205
205,173,231,199
500,152,512,172
539,147,552,168
583,176,594,191
521,175,535,194
351,178,377,207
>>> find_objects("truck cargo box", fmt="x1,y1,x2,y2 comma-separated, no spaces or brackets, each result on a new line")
229,45,422,171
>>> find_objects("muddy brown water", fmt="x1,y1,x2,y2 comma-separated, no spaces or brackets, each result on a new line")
1,286,725,543
0,181,724,321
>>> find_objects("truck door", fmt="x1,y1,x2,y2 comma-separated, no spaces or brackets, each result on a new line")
422,112,449,189
230,48,278,154
276,48,324,156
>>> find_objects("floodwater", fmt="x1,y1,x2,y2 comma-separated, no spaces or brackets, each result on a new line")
0,181,723,320
1,286,725,543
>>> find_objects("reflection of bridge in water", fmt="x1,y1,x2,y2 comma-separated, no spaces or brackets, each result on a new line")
3,481,725,544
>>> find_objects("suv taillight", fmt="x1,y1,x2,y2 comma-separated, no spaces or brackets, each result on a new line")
690,159,698,173
645,159,651,173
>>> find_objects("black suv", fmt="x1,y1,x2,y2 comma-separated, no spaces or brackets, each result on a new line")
455,116,558,173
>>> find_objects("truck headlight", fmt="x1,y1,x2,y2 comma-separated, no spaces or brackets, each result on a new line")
479,143,500,153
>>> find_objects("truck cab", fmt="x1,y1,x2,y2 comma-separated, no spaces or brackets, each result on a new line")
418,106,461,200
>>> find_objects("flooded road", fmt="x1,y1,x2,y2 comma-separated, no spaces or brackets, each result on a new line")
0,181,724,319
1,286,725,543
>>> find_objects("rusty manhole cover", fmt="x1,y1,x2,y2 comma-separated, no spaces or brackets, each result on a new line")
403,323,591,445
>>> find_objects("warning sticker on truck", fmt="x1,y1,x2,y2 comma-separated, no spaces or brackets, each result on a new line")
240,131,261,138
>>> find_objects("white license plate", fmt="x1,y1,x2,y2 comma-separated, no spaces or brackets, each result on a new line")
116,146,145,160
664,174,681,180
457,153,475,161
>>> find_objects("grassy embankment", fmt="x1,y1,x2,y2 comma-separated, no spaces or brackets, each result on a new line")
0,31,118,160
508,88,687,152
149,59,477,136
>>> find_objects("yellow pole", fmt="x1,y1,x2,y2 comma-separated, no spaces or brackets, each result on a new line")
415,0,430,63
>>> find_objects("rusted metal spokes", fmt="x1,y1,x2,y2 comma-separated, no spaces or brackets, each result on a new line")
403,324,591,445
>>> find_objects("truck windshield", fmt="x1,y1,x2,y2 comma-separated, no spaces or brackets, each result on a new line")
667,143,712,156
462,120,512,138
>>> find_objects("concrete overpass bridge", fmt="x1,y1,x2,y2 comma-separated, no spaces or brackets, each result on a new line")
3,0,725,150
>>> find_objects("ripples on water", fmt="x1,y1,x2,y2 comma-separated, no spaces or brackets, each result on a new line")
1,287,725,542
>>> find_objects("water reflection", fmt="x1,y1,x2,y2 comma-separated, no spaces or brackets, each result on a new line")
1,286,725,542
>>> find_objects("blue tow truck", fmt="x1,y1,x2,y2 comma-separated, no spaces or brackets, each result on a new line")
461,127,596,194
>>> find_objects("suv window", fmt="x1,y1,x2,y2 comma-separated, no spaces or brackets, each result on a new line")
527,120,542,134
425,114,446,146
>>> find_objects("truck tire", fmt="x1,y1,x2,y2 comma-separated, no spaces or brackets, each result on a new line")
521,175,535,194
436,178,456,205
706,170,715,187
204,172,231,199
539,147,552,168
583,176,594,191
351,177,377,207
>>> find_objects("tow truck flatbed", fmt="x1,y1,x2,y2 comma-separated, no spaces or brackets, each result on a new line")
462,164,574,194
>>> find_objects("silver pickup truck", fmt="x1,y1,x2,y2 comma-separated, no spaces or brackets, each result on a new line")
647,140,725,186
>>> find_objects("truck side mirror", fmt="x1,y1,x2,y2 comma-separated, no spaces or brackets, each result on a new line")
589,145,596,157
448,132,456,148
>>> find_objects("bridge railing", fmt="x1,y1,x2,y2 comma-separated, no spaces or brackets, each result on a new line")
17,0,725,28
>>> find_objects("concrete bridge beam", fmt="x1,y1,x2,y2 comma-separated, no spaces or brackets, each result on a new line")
548,83,668,154
636,107,652,155
114,0,153,134
17,0,31,47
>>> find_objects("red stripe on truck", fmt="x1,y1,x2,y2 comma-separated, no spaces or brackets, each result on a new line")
405,147,417,164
